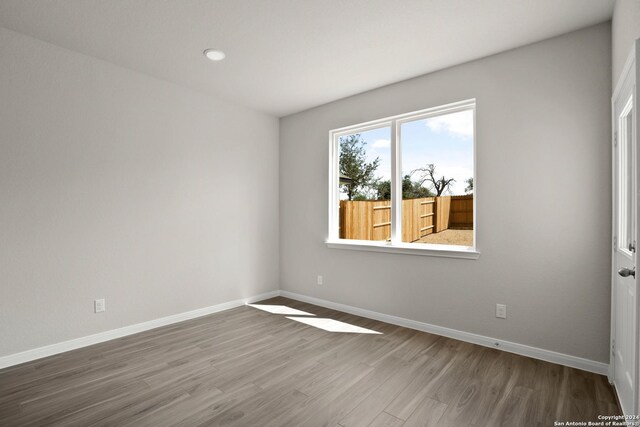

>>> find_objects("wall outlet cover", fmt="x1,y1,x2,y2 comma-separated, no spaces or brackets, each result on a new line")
496,303,507,319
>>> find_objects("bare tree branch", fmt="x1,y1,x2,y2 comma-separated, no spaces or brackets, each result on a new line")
410,164,455,196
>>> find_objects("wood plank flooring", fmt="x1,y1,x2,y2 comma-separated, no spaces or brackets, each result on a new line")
0,296,620,426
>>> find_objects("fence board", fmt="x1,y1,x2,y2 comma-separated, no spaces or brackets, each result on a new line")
435,196,451,232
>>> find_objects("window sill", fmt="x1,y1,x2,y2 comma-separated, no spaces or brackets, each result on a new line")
325,240,480,259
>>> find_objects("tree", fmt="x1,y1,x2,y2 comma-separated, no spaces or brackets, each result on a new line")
339,134,380,200
411,164,455,196
375,175,434,200
403,175,434,199
465,177,473,194
375,180,391,200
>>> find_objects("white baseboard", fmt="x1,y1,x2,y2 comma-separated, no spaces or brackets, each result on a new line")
0,290,279,370
1,289,609,376
279,290,609,376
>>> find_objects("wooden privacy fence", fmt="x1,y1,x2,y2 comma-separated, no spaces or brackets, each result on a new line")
339,194,473,242
449,195,473,229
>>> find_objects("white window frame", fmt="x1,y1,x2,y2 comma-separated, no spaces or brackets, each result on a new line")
327,99,479,259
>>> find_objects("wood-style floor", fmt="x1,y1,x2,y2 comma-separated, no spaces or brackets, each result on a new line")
0,296,620,426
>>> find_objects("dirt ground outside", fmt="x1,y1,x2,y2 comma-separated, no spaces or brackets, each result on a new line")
416,229,473,246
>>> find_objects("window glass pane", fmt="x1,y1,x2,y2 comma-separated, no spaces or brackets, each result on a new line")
338,127,391,241
399,109,474,246
618,102,634,251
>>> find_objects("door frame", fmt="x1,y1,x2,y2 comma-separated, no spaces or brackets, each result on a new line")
610,39,640,416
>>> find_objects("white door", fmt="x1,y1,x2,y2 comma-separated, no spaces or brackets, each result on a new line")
611,41,639,416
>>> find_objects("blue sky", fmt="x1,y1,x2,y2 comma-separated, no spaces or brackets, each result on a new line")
353,110,473,196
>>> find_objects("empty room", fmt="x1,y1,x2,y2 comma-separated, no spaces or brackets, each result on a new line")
1,0,640,425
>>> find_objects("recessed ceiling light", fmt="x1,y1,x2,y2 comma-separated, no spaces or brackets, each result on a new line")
204,49,226,61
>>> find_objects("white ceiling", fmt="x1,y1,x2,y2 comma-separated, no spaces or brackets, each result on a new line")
0,0,614,117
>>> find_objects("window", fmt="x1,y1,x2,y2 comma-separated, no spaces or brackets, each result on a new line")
327,99,478,258
617,94,634,254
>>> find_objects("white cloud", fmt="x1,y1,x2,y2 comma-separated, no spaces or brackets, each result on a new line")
425,110,473,139
372,138,390,148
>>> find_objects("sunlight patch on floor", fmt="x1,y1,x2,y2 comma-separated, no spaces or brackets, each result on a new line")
248,304,315,316
286,317,382,334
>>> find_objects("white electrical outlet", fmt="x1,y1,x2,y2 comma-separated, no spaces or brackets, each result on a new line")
94,298,106,313
317,275,323,285
496,304,507,319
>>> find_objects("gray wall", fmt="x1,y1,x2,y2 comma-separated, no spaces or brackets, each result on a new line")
279,23,612,362
612,0,640,86
0,27,279,357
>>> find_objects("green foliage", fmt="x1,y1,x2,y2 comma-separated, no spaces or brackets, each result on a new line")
339,134,380,200
375,180,391,200
403,175,434,199
375,175,434,200
465,177,473,194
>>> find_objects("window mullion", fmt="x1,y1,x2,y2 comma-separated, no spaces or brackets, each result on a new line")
390,121,401,244
329,132,339,241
